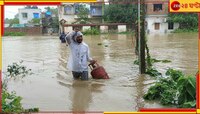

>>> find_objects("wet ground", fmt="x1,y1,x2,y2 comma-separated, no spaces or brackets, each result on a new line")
2,33,198,112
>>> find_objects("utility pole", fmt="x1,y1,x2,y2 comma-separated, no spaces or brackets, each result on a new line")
138,0,146,74
102,0,105,23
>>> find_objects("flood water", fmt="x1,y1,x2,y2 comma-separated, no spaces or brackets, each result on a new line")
2,33,198,112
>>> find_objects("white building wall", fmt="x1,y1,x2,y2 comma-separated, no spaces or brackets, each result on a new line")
168,23,179,32
64,26,73,33
146,16,179,34
118,25,126,32
58,5,76,24
83,26,91,31
59,6,75,24
58,5,76,32
100,26,108,33
61,15,76,24
146,16,165,34
18,8,41,24
4,24,9,28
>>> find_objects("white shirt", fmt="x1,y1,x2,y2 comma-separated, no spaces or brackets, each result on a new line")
66,32,92,72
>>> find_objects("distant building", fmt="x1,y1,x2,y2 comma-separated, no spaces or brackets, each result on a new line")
4,24,10,28
145,0,179,33
58,0,104,32
58,0,179,34
18,6,41,24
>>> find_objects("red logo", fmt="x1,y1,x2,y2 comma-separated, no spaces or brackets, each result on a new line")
171,1,180,11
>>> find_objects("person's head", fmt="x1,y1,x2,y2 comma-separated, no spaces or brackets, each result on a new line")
76,35,83,44
74,27,80,32
75,31,83,44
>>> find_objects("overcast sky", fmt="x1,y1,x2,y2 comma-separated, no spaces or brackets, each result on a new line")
4,6,57,19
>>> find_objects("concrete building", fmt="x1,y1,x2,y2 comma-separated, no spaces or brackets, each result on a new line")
58,0,179,34
4,24,10,28
18,6,41,24
145,0,179,34
58,1,104,32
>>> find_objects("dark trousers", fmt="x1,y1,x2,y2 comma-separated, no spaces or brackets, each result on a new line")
72,71,88,80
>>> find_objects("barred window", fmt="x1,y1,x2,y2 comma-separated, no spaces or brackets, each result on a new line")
64,5,74,15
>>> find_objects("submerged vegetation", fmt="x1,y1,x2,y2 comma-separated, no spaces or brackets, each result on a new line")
144,68,196,108
6,61,32,79
83,27,100,35
3,61,39,113
133,58,170,77
134,43,171,77
4,32,26,36
134,42,196,108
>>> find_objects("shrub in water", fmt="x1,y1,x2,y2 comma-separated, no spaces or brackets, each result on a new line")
83,28,100,35
3,61,39,113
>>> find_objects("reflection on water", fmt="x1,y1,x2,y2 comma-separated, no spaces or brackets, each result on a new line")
70,81,91,111
2,33,198,111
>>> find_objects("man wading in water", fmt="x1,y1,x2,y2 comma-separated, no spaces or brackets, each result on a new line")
65,28,96,80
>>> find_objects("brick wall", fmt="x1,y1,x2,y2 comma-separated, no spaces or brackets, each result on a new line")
145,0,168,15
4,27,42,35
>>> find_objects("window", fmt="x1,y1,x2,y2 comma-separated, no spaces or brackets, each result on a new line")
64,5,74,15
33,13,39,18
22,13,28,18
153,4,162,11
74,4,80,14
90,6,102,16
74,4,90,15
168,22,174,30
155,23,160,30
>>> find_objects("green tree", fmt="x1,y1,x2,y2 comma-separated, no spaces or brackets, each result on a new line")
9,18,19,27
76,4,90,24
103,4,137,24
44,7,59,28
29,18,41,24
3,61,39,113
4,18,10,24
167,13,198,29
45,7,58,15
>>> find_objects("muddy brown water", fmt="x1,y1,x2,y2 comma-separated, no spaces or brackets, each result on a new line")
2,33,198,111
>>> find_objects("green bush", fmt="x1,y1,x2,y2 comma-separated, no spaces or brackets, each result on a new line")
83,28,100,35
166,68,184,82
144,68,196,108
3,61,39,113
2,88,39,113
6,61,32,79
2,90,23,112
172,28,198,33
133,60,139,65
177,75,196,105
4,32,26,36
146,68,162,77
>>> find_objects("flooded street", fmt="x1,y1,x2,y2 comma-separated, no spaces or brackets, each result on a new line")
2,33,198,112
